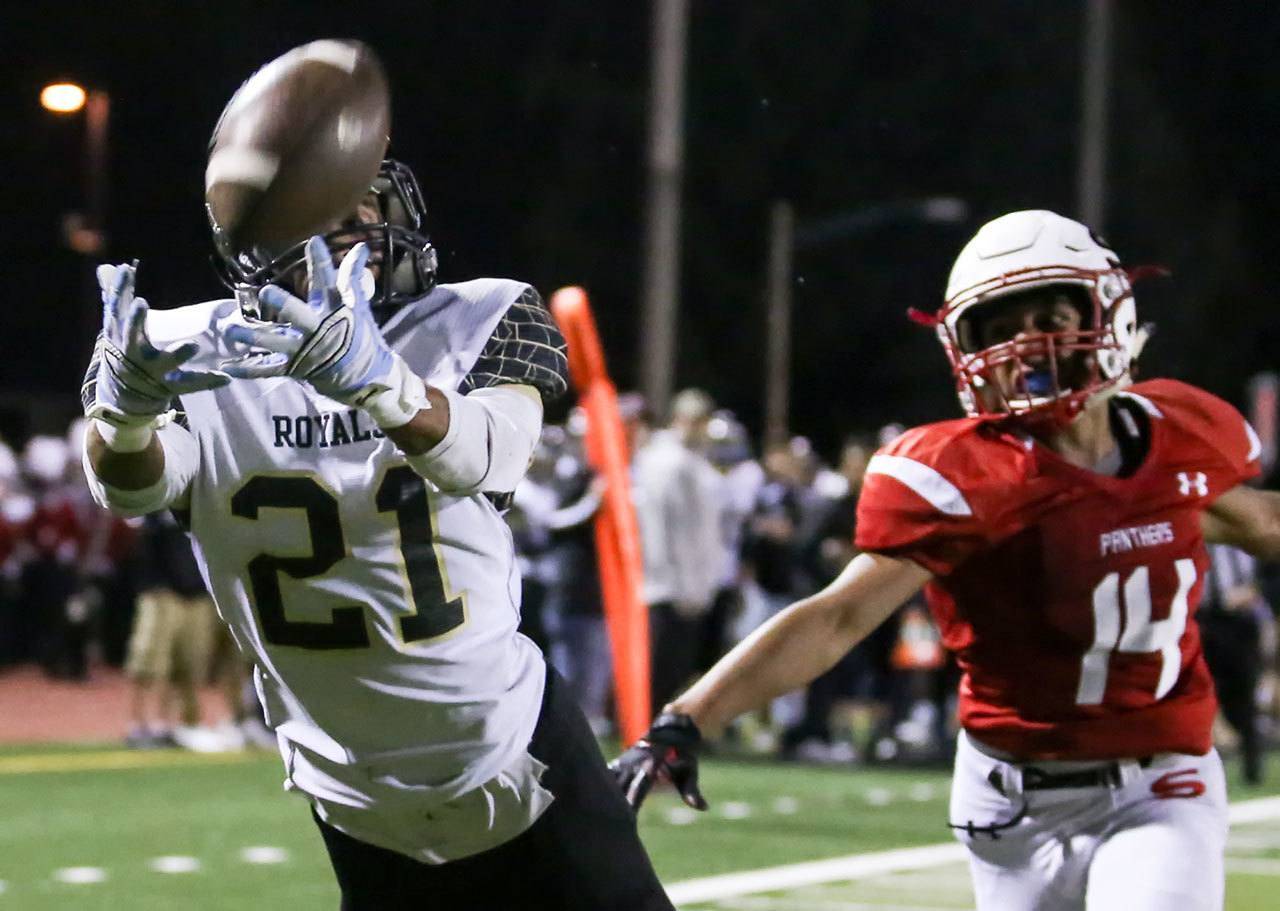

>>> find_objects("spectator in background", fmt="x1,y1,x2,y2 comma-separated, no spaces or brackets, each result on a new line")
617,392,653,457
543,417,612,735
738,441,807,736
0,441,33,668
513,418,613,731
508,426,563,655
801,436,874,585
124,510,227,750
782,434,885,761
702,411,763,675
21,436,84,679
1200,543,1274,784
634,388,728,711
740,442,806,620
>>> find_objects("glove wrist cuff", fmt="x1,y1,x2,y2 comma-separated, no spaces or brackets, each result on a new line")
363,355,430,429
93,417,158,453
652,712,703,747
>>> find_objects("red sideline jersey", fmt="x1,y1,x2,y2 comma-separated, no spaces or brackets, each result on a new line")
856,379,1262,760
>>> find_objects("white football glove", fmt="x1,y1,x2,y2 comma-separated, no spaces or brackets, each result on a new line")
223,236,428,428
86,262,230,448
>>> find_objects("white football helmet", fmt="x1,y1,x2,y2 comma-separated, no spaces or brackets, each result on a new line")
935,209,1141,422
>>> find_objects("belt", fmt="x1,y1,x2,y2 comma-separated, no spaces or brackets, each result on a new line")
993,756,1154,792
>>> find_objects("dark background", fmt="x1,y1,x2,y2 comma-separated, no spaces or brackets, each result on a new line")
2,2,1277,459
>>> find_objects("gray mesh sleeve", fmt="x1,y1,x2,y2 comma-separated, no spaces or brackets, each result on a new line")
459,287,569,403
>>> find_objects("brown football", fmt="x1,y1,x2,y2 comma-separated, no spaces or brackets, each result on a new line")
205,39,390,258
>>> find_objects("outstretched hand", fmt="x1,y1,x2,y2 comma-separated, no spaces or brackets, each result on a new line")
86,262,229,429
221,236,395,404
609,713,707,812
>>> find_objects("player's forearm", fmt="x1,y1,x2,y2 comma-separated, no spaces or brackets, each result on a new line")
387,384,543,495
1204,487,1280,560
668,594,861,738
86,423,165,489
1245,490,1280,560
83,420,199,516
382,386,452,455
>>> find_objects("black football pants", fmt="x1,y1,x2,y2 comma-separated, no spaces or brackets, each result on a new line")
313,667,674,910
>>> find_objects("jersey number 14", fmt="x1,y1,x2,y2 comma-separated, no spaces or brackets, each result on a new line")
230,467,465,649
1075,558,1196,705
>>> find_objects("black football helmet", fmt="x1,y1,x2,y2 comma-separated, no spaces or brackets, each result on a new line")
209,158,438,322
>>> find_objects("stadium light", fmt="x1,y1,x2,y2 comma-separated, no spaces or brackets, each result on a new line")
40,82,87,113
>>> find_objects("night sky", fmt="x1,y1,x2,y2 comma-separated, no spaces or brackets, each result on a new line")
2,2,1278,459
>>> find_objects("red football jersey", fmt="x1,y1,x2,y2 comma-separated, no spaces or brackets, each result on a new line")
856,379,1262,760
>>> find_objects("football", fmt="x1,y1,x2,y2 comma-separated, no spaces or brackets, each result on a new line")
205,39,390,258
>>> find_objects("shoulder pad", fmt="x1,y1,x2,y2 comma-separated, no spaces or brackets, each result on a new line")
1125,379,1262,482
857,419,1031,575
385,278,531,390
876,418,1026,490
437,278,531,310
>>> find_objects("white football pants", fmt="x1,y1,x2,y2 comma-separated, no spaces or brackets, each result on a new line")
949,730,1228,911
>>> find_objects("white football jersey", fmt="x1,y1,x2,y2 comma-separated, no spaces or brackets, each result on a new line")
143,279,551,823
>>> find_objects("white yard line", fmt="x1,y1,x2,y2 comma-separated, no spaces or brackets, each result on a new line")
1225,795,1280,825
666,795,1280,906
715,899,966,911
1224,857,1280,877
667,843,968,906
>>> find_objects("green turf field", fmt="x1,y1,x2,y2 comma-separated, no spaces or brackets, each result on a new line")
0,746,1276,909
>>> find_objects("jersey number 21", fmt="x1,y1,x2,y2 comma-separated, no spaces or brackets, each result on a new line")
230,467,465,649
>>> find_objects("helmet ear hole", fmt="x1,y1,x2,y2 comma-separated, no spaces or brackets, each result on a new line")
1097,297,1137,380
390,245,438,296
954,315,977,353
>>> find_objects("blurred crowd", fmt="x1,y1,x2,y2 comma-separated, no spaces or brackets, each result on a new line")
511,390,969,765
2,401,1278,779
0,421,133,681
0,419,264,751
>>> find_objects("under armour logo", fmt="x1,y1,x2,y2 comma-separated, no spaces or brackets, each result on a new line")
1177,472,1208,497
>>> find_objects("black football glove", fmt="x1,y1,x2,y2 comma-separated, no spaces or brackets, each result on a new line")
609,712,707,812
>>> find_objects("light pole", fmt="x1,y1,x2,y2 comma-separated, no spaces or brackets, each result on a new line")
42,81,110,356
41,81,110,257
763,197,969,447
1078,0,1112,231
639,0,690,423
